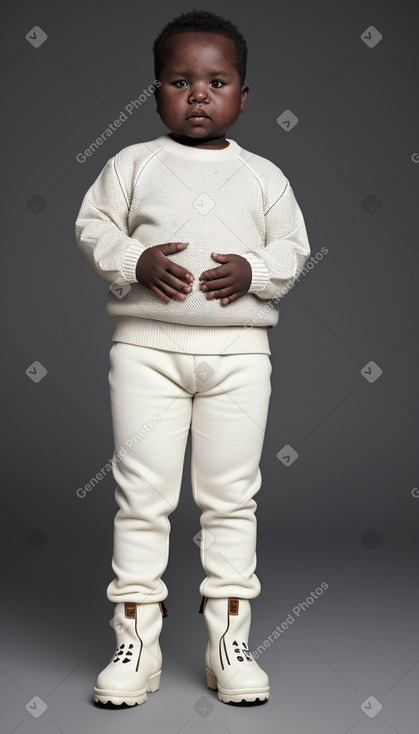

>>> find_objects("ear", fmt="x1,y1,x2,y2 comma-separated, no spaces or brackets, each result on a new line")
239,84,249,113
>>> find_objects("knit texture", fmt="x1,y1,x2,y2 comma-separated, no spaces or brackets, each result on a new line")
75,134,311,354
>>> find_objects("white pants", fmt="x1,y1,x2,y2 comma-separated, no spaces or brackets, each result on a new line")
106,341,272,604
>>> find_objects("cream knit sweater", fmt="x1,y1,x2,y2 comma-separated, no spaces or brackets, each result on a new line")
75,134,310,355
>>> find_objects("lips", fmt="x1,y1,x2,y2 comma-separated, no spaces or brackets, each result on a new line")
187,110,210,119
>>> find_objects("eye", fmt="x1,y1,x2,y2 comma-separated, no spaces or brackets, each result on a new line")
173,80,188,88
211,79,225,88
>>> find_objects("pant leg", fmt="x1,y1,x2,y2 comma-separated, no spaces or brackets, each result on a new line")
106,342,193,604
190,353,272,599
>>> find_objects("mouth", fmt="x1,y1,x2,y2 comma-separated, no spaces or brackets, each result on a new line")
187,110,210,121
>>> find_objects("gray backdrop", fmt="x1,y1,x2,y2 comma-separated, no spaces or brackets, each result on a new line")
2,0,418,732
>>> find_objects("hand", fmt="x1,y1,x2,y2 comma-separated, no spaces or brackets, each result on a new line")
135,242,194,303
199,253,252,305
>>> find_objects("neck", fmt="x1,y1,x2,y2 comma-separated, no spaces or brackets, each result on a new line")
168,132,229,150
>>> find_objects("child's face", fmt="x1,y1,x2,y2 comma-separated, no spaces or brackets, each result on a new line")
155,32,248,145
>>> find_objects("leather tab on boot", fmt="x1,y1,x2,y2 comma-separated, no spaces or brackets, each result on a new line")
198,596,207,613
124,602,136,619
160,601,168,618
229,598,239,615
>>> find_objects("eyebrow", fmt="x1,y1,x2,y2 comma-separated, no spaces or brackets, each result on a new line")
167,70,232,78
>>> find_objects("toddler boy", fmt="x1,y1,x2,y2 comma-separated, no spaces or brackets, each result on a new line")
75,8,310,707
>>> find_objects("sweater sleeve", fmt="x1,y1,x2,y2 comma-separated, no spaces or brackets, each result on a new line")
241,178,311,301
75,155,146,285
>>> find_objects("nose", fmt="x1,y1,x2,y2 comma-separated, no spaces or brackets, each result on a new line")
189,83,209,103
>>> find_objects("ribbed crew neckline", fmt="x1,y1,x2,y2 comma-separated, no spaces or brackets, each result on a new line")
156,133,241,161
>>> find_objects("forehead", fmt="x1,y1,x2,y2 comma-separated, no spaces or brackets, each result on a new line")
164,32,237,68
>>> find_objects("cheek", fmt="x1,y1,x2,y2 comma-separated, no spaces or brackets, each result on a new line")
162,94,183,111
158,89,177,104
223,101,240,117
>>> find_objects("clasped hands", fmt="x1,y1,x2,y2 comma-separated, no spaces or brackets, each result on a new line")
135,241,252,306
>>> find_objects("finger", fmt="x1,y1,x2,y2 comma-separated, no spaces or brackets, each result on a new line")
200,276,232,291
219,291,244,305
160,241,189,252
211,252,228,260
166,261,194,281
205,285,236,300
154,278,188,300
199,267,229,283
162,271,193,292
150,285,171,303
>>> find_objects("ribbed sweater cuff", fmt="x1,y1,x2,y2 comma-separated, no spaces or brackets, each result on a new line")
121,240,147,283
241,252,270,294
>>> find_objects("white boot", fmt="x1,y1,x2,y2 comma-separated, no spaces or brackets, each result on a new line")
200,596,270,704
94,600,168,706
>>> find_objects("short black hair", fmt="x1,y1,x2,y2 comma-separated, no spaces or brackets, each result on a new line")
153,9,247,86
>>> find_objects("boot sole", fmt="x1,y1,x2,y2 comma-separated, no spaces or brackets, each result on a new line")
94,670,161,706
206,668,270,703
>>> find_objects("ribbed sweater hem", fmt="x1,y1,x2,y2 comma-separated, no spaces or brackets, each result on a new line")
111,317,271,355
